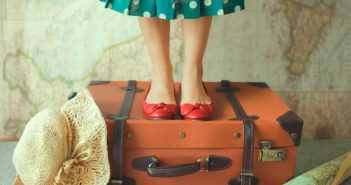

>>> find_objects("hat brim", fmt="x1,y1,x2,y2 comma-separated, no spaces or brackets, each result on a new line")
13,174,24,185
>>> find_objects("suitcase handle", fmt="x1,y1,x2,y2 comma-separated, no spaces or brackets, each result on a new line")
132,155,232,177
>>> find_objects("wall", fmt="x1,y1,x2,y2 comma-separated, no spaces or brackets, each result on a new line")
0,0,350,139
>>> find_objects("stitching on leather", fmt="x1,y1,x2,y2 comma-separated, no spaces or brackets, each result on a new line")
151,163,197,171
148,164,198,176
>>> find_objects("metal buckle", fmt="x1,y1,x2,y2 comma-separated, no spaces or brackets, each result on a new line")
197,157,209,172
148,158,159,168
241,172,254,176
110,179,123,185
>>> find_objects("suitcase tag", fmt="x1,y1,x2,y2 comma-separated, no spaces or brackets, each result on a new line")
258,140,286,162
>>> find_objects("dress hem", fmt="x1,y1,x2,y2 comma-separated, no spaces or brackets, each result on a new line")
100,0,245,21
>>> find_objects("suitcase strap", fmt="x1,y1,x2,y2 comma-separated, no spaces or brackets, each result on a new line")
216,80,259,185
108,80,143,185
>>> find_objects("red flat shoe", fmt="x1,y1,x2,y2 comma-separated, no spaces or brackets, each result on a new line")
142,82,177,120
180,82,213,121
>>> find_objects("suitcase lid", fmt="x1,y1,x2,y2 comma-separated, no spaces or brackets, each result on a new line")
88,81,303,148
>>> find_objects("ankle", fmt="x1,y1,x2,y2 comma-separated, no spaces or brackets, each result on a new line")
152,65,174,82
181,72,203,87
151,75,174,93
182,65,203,83
152,61,173,74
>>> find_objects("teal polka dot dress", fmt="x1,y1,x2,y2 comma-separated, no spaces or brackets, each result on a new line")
100,0,245,20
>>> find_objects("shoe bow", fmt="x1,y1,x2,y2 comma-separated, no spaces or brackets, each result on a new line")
181,103,213,116
144,102,175,114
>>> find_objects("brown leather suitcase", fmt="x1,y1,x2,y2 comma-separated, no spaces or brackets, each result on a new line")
85,80,304,185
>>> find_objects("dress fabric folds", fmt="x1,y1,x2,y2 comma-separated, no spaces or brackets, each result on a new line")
100,0,245,20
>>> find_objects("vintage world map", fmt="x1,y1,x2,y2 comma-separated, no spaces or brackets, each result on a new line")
0,0,350,139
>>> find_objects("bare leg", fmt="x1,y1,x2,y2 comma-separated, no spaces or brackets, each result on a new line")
138,17,176,104
180,16,213,105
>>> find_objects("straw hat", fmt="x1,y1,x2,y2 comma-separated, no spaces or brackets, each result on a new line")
12,87,110,185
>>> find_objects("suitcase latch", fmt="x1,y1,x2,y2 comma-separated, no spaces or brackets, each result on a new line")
258,140,286,162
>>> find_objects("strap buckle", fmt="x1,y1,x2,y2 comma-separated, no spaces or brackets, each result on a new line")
241,172,254,177
110,179,123,185
197,157,209,172
148,157,159,168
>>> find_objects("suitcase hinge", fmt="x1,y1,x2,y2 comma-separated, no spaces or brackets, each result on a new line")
258,140,286,162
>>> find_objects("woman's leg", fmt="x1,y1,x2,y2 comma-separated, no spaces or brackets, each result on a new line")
138,17,176,104
180,16,213,105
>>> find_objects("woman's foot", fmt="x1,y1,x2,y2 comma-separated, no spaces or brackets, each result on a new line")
180,68,211,105
142,65,177,119
180,68,213,120
146,66,176,105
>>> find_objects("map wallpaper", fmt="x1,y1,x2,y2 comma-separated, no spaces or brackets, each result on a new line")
0,0,350,140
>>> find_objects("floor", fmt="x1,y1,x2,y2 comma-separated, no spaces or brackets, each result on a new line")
1,139,350,185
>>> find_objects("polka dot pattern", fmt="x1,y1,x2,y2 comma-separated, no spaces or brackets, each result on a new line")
204,0,212,6
132,0,139,5
177,14,184,19
159,13,166,19
100,0,245,20
143,11,151,17
234,5,242,12
189,1,197,9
